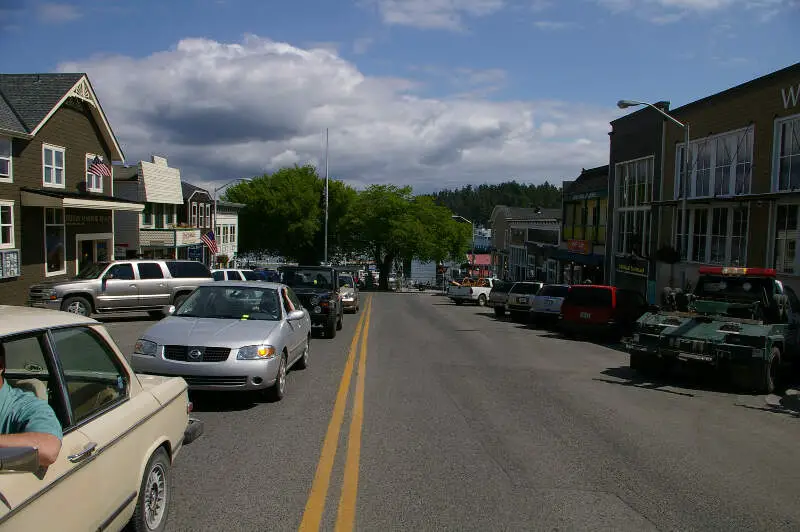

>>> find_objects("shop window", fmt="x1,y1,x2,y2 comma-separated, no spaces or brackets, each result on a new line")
45,208,66,276
43,144,65,188
615,157,653,257
775,115,800,192
680,206,749,266
0,137,11,182
0,201,13,249
675,127,753,199
775,204,800,274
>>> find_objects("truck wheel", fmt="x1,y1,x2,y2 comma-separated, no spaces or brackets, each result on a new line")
477,294,487,306
131,447,171,532
326,319,337,338
762,346,781,395
336,311,343,330
454,299,464,306
494,306,505,317
62,296,92,316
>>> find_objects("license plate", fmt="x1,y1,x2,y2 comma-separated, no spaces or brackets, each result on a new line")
580,311,591,319
545,299,553,306
517,297,528,303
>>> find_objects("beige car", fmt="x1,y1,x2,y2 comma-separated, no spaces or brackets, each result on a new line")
0,306,202,531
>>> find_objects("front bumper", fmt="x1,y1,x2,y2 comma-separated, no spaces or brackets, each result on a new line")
342,298,357,310
625,337,763,367
131,353,282,391
311,313,336,326
184,417,204,445
28,298,62,311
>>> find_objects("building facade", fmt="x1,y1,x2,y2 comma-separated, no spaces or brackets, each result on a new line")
489,206,545,280
0,74,142,305
215,200,244,267
560,165,609,284
179,181,216,266
521,209,561,283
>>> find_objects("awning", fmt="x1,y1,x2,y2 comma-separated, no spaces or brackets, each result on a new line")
21,187,144,212
547,248,604,266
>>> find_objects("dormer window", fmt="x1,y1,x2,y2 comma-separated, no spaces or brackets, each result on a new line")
0,137,11,183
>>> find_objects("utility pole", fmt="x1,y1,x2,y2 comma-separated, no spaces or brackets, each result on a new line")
323,128,329,265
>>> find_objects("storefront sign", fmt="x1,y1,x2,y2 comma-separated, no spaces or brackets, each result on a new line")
176,229,201,246
782,84,799,109
615,255,648,277
567,239,589,254
565,191,603,202
66,213,112,226
0,249,20,279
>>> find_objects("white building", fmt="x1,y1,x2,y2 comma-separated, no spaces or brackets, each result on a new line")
215,200,244,267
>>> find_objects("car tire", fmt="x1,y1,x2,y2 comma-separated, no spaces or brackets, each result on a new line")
131,447,171,532
494,306,505,317
326,319,337,338
61,296,92,316
336,311,343,330
454,299,464,306
477,294,487,306
295,337,310,370
266,354,287,401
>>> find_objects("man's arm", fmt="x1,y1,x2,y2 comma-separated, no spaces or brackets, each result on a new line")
0,433,61,467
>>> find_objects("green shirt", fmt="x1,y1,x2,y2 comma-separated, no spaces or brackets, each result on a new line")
0,381,63,439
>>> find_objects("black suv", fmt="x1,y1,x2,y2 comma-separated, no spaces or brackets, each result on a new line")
279,265,344,338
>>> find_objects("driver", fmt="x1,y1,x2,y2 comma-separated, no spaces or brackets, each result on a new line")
0,343,63,467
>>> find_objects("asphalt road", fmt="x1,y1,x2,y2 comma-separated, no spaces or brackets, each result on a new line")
104,292,800,531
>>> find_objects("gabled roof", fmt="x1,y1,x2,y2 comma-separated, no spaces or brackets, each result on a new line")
181,181,211,201
563,165,609,197
0,73,124,161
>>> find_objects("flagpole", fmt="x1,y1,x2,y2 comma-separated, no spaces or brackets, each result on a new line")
323,128,329,265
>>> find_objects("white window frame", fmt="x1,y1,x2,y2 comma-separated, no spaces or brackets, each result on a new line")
0,200,14,249
674,126,754,200
772,112,800,193
0,137,11,183
205,204,211,227
191,203,198,227
230,224,236,245
771,201,800,275
44,207,66,277
85,153,103,193
674,205,750,266
42,144,66,189
614,155,654,257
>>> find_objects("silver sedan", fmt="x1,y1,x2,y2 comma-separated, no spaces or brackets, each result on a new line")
130,281,311,400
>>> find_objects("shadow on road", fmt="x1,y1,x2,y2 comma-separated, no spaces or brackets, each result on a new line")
594,366,697,397
737,393,800,418
188,391,265,412
96,314,158,323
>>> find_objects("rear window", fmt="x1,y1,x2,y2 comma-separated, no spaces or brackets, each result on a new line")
242,271,261,281
511,283,542,295
166,261,212,279
538,285,569,298
565,286,613,307
490,281,513,293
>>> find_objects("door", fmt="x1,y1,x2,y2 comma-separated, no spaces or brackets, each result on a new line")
281,287,304,359
78,240,94,274
0,331,99,531
97,263,138,310
135,262,170,307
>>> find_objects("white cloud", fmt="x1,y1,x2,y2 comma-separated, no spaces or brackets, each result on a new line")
595,0,796,22
366,0,506,30
36,2,81,23
59,35,615,193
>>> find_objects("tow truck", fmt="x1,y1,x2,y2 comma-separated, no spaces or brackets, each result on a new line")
624,267,800,394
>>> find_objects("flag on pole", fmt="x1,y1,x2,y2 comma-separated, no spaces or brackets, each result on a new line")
88,156,112,177
201,230,218,254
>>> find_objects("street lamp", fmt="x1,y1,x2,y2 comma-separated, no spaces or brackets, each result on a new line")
452,215,475,277
213,177,251,267
617,100,690,260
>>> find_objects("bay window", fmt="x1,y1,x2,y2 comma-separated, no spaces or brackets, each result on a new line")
615,156,653,256
775,114,800,192
45,207,66,276
677,205,749,265
675,127,753,199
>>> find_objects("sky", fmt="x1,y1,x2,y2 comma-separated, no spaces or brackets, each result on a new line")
0,0,798,194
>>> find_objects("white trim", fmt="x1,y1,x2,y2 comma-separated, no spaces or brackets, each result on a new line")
44,207,66,277
85,153,103,193
20,190,143,212
0,199,14,249
191,202,198,227
0,136,12,183
75,232,113,276
772,112,800,193
42,143,65,189
29,75,125,163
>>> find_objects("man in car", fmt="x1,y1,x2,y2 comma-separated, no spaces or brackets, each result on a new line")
0,343,63,467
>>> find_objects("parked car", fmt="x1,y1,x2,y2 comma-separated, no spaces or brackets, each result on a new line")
449,277,501,306
530,284,570,327
27,259,213,319
488,280,515,317
131,281,311,398
506,281,544,321
559,285,652,340
211,268,261,281
0,305,202,531
337,272,360,313
279,265,344,338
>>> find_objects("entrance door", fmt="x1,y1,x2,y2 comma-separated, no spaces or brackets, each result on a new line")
79,240,94,274
75,234,113,276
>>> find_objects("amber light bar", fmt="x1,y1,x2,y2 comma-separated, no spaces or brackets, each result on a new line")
698,267,776,277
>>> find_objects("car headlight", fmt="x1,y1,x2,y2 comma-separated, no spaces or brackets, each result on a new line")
134,339,158,356
236,345,277,360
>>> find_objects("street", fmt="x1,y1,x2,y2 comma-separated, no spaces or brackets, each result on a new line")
104,292,800,531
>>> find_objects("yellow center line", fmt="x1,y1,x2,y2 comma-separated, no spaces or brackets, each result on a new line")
299,295,372,532
335,294,372,532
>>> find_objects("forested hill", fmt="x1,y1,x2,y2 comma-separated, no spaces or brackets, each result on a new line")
427,181,562,227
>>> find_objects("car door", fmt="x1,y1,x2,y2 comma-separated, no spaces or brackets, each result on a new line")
49,325,159,531
135,262,170,307
97,263,138,310
280,287,304,359
286,287,310,354
0,329,100,531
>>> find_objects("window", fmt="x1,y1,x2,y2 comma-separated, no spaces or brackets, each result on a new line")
206,204,211,227
137,262,164,279
106,263,135,280
0,201,13,249
227,270,243,281
230,225,236,244
85,154,102,192
679,206,749,265
675,127,753,199
222,225,229,244
45,208,65,276
774,204,800,274
142,203,152,226
198,203,205,228
615,157,653,257
775,115,800,192
191,203,198,227
51,327,127,424
42,144,65,188
0,137,11,182
153,203,164,229
166,260,212,278
286,287,302,311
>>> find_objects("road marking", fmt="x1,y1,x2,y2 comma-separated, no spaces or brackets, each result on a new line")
299,295,372,532
335,294,371,532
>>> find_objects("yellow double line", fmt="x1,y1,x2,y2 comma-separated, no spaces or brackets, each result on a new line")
299,294,373,532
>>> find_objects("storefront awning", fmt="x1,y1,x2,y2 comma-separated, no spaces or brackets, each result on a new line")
548,248,604,266
21,187,144,212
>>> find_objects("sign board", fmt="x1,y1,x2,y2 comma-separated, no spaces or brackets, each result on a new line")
187,245,202,261
65,213,112,226
615,255,648,278
0,249,20,279
176,229,201,246
567,239,589,254
565,191,603,202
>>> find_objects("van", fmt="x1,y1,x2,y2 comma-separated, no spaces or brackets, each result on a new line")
559,285,652,340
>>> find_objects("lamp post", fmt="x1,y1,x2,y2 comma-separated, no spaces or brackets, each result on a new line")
452,215,475,277
617,99,690,262
213,177,251,267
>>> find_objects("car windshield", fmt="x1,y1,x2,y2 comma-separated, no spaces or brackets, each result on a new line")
75,262,110,280
694,275,772,302
282,269,333,289
566,287,613,307
511,283,542,295
175,286,282,321
339,275,354,287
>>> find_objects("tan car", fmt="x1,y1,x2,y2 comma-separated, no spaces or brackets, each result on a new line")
0,306,202,531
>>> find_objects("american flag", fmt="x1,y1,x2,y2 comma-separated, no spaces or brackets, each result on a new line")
201,231,218,254
88,156,111,177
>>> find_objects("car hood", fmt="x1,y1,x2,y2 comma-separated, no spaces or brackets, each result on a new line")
31,278,96,289
636,311,769,342
142,316,280,346
290,287,333,296
340,287,355,296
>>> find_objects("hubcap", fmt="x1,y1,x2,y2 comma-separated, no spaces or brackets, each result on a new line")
278,359,286,394
144,463,167,529
67,301,88,315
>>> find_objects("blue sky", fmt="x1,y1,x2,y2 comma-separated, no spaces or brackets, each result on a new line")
0,0,798,192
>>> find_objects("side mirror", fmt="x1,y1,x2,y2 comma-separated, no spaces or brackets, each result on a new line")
0,447,40,473
287,309,305,321
164,305,176,316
